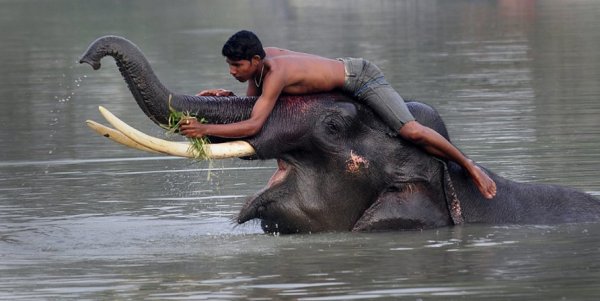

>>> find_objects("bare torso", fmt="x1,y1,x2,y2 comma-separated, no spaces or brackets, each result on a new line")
248,47,346,96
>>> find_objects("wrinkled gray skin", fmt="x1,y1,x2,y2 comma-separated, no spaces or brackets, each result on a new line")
80,36,600,234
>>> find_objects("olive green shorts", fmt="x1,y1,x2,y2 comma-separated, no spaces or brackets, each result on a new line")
338,57,415,131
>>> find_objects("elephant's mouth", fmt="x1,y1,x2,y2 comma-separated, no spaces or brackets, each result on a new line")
236,159,291,225
266,159,290,188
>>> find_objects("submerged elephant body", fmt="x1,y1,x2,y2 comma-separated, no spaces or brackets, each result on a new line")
81,36,600,234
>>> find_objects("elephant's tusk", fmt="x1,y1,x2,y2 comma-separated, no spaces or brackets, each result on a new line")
96,106,256,159
86,120,162,154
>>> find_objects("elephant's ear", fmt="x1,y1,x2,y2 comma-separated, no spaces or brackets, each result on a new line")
352,183,453,231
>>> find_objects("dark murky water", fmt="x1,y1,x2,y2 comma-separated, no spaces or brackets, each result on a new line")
1,0,600,299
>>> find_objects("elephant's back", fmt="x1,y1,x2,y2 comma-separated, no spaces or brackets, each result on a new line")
461,173,600,224
406,101,450,140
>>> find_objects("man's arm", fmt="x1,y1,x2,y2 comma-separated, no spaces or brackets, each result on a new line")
196,88,235,96
197,76,258,97
180,71,284,138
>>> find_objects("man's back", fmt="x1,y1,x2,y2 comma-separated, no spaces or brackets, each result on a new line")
260,47,345,95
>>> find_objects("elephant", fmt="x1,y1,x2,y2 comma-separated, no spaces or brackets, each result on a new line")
80,36,600,234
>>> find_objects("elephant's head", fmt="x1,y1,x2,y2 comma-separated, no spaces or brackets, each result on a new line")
235,96,457,233
81,36,459,234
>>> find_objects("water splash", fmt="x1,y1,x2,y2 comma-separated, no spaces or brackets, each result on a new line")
45,74,89,159
54,75,87,103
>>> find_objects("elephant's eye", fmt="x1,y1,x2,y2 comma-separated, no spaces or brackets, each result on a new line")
326,120,340,133
317,103,357,138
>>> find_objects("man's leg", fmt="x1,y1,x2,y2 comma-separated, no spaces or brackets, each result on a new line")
345,59,496,199
399,120,497,199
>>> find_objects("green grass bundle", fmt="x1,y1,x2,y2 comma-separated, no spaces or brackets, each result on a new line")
163,95,211,160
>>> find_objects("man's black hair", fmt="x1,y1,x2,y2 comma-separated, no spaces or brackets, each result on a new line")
222,30,266,61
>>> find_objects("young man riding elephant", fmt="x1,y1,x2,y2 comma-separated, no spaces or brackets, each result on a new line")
179,30,497,199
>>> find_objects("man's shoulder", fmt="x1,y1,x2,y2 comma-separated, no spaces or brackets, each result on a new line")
265,47,293,56
265,47,324,59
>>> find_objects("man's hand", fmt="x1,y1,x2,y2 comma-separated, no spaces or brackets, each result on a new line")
196,89,235,97
178,117,208,138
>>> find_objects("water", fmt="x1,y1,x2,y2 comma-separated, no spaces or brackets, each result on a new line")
1,0,600,299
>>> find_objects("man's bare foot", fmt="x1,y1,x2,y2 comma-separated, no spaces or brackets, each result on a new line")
468,163,497,199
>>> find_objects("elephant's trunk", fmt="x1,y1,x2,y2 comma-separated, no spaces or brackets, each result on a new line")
79,35,257,127
79,35,172,124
